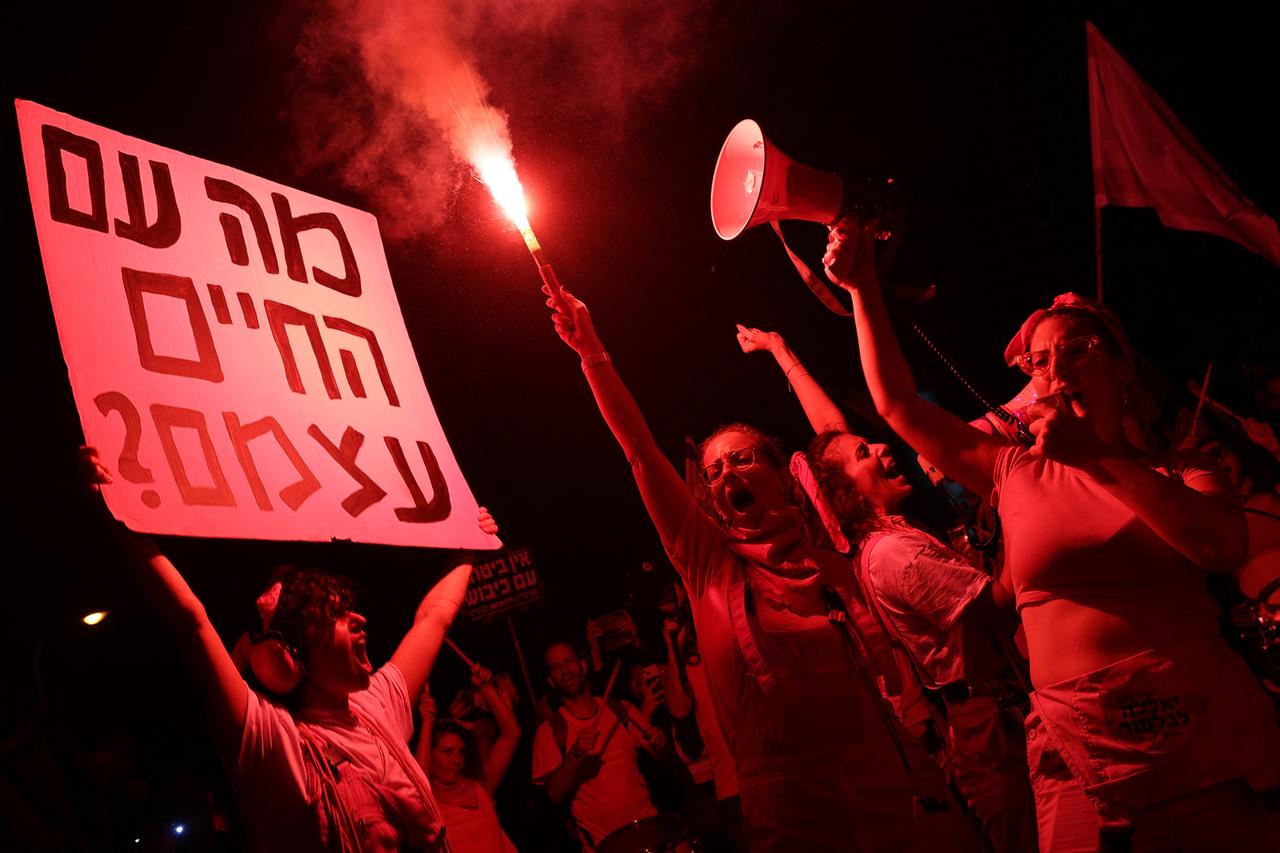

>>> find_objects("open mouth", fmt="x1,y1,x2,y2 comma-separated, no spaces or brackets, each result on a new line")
882,458,902,480
728,487,756,512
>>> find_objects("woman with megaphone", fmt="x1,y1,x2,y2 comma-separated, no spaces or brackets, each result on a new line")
822,220,1280,850
543,283,982,851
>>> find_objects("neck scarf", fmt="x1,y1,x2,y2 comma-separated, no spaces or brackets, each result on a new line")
724,506,852,615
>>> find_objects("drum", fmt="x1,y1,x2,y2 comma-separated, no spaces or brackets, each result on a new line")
596,814,695,853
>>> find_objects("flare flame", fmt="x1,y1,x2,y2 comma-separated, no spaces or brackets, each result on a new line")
473,150,540,254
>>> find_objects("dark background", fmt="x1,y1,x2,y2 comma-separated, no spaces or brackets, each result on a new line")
4,1,1277,847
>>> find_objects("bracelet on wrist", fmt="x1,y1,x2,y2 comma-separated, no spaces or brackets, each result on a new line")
581,351,611,369
784,361,810,392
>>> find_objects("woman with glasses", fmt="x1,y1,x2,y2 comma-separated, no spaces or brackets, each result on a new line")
543,283,980,851
824,220,1280,850
735,324,1037,853
732,320,1039,850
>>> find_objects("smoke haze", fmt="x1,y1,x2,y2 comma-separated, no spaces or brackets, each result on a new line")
287,0,714,240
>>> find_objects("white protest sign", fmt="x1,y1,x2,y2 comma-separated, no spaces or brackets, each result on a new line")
18,99,499,550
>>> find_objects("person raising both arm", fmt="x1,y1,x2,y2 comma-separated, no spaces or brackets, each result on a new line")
543,282,982,851
80,446,494,852
736,320,1035,852
824,219,1280,851
416,664,521,852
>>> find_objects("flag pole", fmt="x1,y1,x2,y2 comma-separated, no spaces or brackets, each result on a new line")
1094,203,1104,303
1089,23,1104,304
505,614,537,709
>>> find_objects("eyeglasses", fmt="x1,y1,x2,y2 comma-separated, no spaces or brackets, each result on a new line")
701,447,757,484
1012,336,1101,377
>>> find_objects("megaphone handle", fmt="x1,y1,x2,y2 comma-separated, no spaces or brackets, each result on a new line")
770,222,853,317
876,229,905,281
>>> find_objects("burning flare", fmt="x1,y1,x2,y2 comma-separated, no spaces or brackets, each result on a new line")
473,150,540,253
471,145,564,295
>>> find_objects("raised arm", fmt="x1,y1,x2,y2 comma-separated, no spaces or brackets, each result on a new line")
824,224,1005,495
393,562,473,702
83,448,247,763
474,667,521,795
736,325,848,434
545,284,693,546
414,687,437,776
393,508,498,699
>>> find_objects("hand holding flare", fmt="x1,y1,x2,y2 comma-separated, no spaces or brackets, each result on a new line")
545,284,604,360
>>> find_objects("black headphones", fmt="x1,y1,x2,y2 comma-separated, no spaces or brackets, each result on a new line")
237,580,305,695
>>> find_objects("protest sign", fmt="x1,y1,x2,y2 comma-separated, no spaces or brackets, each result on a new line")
18,100,498,550
463,547,544,622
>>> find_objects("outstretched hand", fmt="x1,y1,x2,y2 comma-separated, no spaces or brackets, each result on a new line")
544,283,604,358
477,506,499,536
823,218,880,293
735,324,782,355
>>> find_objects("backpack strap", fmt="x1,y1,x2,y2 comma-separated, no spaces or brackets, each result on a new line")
856,531,940,690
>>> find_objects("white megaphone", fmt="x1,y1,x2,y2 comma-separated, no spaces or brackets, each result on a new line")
711,119,845,239
710,119,902,312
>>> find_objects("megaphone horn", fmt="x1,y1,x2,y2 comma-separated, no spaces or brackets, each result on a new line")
710,119,904,314
710,119,845,239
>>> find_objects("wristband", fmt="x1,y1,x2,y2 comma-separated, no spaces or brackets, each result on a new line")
581,351,612,369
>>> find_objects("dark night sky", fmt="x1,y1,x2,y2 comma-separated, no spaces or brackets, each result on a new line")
4,0,1277,842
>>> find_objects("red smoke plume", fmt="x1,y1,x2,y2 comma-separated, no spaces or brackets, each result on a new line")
286,0,711,240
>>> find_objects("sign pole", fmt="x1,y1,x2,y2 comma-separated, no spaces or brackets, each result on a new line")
506,614,537,708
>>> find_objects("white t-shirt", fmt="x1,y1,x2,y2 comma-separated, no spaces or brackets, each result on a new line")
235,664,442,851
531,701,656,847
863,525,991,687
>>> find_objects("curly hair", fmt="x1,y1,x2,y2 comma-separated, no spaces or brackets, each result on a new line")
430,720,484,781
264,564,362,661
807,430,882,545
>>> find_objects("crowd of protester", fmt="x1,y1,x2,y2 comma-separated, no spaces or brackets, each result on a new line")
58,214,1279,851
